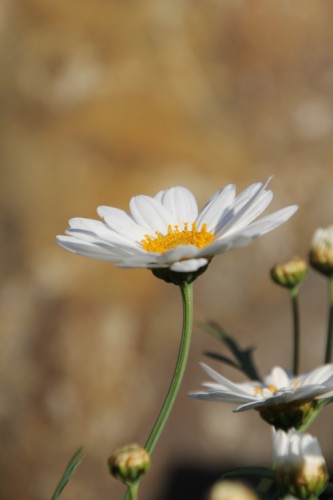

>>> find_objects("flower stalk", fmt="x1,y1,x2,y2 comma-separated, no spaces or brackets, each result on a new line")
324,277,333,364
290,286,301,375
124,281,194,500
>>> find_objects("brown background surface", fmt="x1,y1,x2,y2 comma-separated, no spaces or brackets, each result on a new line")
1,1,333,499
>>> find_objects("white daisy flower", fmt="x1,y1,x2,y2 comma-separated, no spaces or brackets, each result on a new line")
189,363,333,429
56,179,297,281
273,428,328,499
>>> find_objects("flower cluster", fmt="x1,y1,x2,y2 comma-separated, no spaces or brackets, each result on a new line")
56,179,333,500
189,222,333,499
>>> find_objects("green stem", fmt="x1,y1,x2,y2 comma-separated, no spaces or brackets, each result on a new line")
127,482,139,500
124,282,194,500
324,277,333,364
290,287,300,375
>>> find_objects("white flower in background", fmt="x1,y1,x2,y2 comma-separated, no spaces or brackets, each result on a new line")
309,225,333,276
273,428,328,499
56,179,297,280
206,480,259,500
189,363,333,429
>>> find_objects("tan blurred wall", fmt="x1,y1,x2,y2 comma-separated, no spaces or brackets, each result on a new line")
1,1,333,499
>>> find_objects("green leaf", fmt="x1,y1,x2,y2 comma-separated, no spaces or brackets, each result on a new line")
203,352,240,370
51,446,85,500
198,321,261,381
222,466,275,480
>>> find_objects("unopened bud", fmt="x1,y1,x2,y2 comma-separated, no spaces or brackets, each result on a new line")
273,429,329,499
205,480,259,500
271,257,308,290
309,225,333,277
108,444,151,485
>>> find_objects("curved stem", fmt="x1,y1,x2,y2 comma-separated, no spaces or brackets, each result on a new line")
324,277,333,364
290,287,300,375
124,282,194,500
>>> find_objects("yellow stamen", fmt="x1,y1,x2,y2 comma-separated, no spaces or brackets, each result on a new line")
141,222,215,253
293,380,300,388
268,384,277,394
254,384,277,395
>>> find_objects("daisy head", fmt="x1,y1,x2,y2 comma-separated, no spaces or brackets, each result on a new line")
189,363,333,430
56,179,297,284
273,428,328,499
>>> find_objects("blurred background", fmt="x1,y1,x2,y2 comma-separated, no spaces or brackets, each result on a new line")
1,1,333,499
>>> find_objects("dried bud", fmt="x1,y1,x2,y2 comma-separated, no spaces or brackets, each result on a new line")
273,429,329,499
270,257,308,290
108,444,151,485
309,225,333,277
206,480,259,500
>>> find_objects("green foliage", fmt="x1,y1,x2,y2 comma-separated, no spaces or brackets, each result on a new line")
199,321,261,381
51,447,85,500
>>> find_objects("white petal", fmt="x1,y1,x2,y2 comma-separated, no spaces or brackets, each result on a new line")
56,236,124,262
214,179,271,236
298,364,333,386
196,235,246,257
196,184,236,232
188,390,255,404
199,363,258,397
170,258,208,272
218,190,273,237
97,206,147,241
225,205,299,239
159,245,200,264
265,367,291,389
68,217,139,248
130,195,176,233
159,187,198,224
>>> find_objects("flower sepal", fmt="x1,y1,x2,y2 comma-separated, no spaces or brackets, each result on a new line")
151,262,210,285
258,399,319,431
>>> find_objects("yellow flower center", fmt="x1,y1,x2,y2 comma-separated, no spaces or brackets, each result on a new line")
141,222,215,253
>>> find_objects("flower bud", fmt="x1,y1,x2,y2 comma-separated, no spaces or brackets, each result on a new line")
270,257,308,290
309,225,333,277
108,444,151,485
273,429,329,499
205,480,259,500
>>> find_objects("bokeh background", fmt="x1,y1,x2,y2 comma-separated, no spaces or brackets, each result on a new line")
1,1,333,499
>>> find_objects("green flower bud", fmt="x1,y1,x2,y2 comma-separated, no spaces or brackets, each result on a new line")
273,429,329,500
206,480,259,500
270,257,308,289
108,444,151,485
309,225,333,277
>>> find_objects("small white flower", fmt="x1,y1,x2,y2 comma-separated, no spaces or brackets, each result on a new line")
56,179,297,275
273,428,328,499
189,363,333,429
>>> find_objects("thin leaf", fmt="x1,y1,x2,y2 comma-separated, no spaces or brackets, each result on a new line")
203,351,240,370
198,321,261,381
51,446,85,500
222,466,275,480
